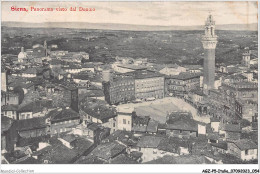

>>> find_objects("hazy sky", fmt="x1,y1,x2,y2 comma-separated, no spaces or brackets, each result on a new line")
2,1,258,26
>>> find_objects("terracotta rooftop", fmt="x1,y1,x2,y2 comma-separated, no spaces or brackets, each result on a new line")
136,136,164,148
18,99,53,113
104,130,138,147
48,108,80,123
133,115,150,126
90,141,126,161
146,119,159,133
165,72,202,80
220,123,241,132
74,155,105,164
232,139,258,151
81,105,117,122
22,68,37,74
211,142,228,150
12,117,47,132
2,104,19,111
60,134,77,143
124,70,164,79
110,154,138,164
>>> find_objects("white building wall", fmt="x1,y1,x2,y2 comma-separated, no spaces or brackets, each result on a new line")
200,76,203,88
21,74,37,78
1,72,7,92
117,114,132,131
37,142,50,151
102,117,117,133
241,149,258,161
198,124,206,135
58,138,72,149
214,79,222,89
3,111,17,120
19,112,33,120
211,122,220,132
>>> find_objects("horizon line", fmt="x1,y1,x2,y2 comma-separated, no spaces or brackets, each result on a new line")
1,21,258,27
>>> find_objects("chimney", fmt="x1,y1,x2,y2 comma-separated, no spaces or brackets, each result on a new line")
21,47,24,53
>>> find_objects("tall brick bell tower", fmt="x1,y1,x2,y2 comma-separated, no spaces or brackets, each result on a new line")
201,14,218,94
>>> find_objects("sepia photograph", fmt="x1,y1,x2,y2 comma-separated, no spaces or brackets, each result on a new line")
0,0,259,173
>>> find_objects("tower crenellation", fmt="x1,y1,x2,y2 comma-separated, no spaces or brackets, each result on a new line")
202,15,218,50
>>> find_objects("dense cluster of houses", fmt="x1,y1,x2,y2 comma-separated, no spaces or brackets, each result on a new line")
1,41,258,164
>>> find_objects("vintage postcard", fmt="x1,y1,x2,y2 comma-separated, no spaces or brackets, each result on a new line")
1,1,259,173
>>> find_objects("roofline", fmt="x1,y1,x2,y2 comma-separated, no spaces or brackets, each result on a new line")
51,116,80,123
166,128,198,132
231,142,257,151
18,125,46,131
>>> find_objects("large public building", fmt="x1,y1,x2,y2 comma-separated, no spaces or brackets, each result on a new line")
103,70,164,105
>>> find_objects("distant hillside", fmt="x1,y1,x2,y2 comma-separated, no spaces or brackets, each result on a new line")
2,21,258,31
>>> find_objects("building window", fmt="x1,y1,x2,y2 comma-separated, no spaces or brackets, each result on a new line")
180,130,183,133
245,149,249,155
123,119,126,124
128,121,130,124
113,123,116,127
